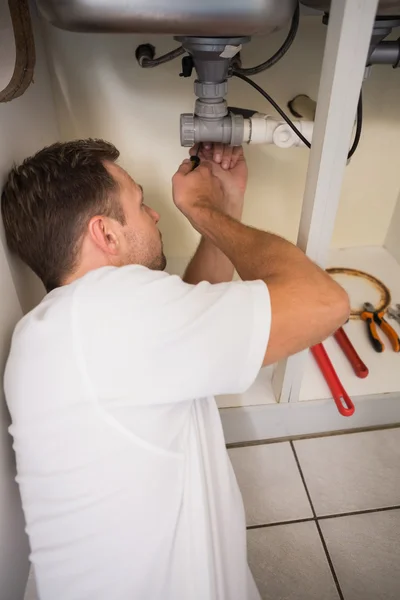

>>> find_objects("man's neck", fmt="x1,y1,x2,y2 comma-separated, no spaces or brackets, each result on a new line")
62,257,113,287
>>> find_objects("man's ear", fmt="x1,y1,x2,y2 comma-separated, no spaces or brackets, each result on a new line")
88,216,120,256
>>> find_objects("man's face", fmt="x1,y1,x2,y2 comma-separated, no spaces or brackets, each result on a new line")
106,162,166,271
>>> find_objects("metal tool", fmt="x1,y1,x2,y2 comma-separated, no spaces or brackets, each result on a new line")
333,326,369,378
388,304,400,326
311,343,355,417
361,302,400,353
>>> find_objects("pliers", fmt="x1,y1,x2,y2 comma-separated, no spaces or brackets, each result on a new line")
388,304,400,326
361,302,400,353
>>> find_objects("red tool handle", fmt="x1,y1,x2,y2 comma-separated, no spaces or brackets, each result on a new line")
311,343,355,417
334,327,369,378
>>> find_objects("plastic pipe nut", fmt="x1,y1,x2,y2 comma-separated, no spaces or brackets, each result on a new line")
273,123,296,148
194,80,228,99
180,114,195,147
273,122,313,148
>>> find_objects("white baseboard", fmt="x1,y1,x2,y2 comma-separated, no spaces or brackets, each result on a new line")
220,394,400,444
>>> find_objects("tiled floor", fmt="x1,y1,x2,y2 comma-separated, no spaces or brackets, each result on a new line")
228,426,400,600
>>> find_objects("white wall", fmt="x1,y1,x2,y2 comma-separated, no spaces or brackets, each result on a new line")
0,244,29,600
1,4,59,314
42,16,400,259
0,2,59,598
385,191,400,264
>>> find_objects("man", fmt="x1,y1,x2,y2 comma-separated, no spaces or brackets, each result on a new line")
1,139,349,600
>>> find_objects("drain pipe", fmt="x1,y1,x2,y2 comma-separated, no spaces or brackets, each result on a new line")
180,111,313,148
368,39,400,68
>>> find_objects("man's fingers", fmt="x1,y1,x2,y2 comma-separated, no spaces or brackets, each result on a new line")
175,158,213,179
201,144,214,161
212,143,224,164
176,159,193,176
210,144,236,169
190,144,214,162
221,146,234,170
189,144,200,157
198,160,213,172
188,143,242,169
230,146,244,168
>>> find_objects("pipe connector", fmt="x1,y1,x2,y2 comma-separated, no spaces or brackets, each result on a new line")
194,80,228,100
194,99,228,119
243,114,313,147
180,113,244,147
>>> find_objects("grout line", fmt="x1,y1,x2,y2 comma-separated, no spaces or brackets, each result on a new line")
246,504,400,531
318,505,400,520
226,423,400,449
290,441,345,600
247,517,315,530
289,441,317,520
314,519,345,600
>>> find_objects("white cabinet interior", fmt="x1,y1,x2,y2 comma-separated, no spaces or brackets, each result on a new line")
301,246,400,402
32,0,400,439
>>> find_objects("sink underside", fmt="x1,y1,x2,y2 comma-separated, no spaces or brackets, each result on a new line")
36,0,297,36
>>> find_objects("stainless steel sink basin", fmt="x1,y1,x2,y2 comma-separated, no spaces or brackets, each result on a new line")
36,0,297,35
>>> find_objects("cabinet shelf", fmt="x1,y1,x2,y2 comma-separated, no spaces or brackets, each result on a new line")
218,246,400,410
301,246,400,401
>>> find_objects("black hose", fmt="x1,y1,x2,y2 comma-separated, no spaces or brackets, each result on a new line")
232,71,363,159
138,46,185,68
347,93,363,159
235,3,300,76
232,71,311,147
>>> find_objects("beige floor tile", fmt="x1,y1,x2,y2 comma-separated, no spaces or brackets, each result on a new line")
294,428,400,515
229,443,313,526
248,522,339,600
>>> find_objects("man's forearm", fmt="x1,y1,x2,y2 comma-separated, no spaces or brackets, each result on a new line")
183,237,234,284
187,206,298,281
183,197,243,285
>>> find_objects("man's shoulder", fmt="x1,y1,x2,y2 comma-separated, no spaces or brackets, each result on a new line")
10,284,73,347
73,265,184,302
78,265,171,288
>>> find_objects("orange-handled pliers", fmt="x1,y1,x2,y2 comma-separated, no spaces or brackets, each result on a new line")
361,302,400,353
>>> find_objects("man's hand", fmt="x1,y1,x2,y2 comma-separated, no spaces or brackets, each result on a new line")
191,143,248,194
172,159,228,223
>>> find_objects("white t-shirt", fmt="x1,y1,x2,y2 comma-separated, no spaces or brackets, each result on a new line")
5,266,271,600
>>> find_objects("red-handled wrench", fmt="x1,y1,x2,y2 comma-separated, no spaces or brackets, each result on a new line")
311,343,355,417
334,327,369,379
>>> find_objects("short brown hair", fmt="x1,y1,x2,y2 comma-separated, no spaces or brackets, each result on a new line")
1,138,125,292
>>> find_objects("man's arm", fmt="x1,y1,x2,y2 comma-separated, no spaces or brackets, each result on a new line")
173,160,350,366
183,237,235,284
183,144,246,285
